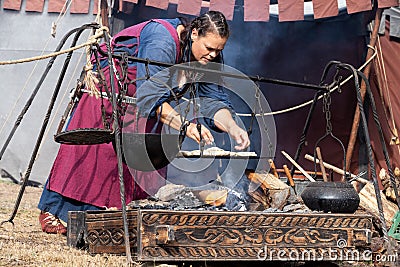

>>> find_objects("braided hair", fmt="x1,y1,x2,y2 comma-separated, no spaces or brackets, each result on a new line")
179,11,229,63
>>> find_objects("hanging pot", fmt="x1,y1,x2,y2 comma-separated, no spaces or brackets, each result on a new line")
300,181,360,213
121,132,184,172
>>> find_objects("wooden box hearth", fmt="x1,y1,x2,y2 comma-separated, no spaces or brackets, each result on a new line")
68,209,373,262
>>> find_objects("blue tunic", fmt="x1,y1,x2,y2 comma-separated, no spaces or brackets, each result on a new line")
135,19,235,130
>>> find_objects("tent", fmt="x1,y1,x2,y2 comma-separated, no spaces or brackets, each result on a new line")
0,0,399,186
369,7,400,180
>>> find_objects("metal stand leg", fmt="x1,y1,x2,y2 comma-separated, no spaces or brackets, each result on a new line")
339,63,389,241
103,32,134,264
361,70,400,208
0,24,98,226
290,91,323,178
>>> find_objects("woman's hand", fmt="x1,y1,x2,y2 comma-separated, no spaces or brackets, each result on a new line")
186,123,214,145
213,109,250,151
156,103,214,145
227,124,250,151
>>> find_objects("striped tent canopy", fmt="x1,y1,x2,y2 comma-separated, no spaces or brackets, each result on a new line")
2,0,399,21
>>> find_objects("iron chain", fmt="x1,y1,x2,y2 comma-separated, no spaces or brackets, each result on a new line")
254,81,274,155
323,91,333,134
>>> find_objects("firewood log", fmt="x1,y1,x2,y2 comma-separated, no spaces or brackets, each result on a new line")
246,171,291,210
197,190,227,206
248,181,270,210
246,171,290,191
358,180,398,228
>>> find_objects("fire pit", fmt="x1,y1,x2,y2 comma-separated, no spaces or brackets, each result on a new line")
68,208,373,261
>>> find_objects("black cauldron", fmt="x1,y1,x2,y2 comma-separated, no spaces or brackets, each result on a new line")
121,133,183,172
300,181,360,213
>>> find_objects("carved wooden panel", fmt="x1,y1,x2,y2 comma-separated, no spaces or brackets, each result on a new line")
85,210,138,255
69,209,373,261
137,210,372,261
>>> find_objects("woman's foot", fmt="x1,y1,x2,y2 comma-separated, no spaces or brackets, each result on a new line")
39,211,67,235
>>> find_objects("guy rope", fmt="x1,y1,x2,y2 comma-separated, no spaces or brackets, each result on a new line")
0,27,108,66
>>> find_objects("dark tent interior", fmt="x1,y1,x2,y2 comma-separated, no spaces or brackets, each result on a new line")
109,0,380,184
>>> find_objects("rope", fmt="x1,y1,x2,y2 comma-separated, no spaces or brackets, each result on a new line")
1,32,375,118
51,0,72,37
95,0,102,25
83,0,104,98
235,46,378,117
0,27,108,66
376,35,399,141
83,33,103,97
178,50,378,119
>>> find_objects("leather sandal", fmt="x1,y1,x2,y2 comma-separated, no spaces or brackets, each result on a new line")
39,211,67,235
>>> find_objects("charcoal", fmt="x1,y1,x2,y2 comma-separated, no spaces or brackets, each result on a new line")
225,190,248,211
128,198,171,209
282,203,309,212
169,189,204,210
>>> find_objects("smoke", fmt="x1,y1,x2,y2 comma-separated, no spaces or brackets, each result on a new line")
123,3,369,189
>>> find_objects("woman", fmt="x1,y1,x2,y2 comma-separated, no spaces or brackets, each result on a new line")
38,11,250,234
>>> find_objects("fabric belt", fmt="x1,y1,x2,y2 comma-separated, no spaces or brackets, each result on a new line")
81,89,136,104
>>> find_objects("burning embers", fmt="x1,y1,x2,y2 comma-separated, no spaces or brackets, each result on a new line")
128,171,311,213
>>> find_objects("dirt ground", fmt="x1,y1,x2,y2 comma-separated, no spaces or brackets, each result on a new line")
0,181,129,266
0,180,385,267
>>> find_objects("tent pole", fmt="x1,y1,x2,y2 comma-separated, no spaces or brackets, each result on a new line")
345,8,383,173
100,0,109,28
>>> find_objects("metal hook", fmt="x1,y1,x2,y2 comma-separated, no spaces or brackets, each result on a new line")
333,67,343,93
197,123,204,156
319,60,341,86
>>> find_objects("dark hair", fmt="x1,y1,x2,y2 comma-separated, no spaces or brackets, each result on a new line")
179,11,229,63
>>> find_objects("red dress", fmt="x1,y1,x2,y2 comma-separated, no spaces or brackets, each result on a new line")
47,19,180,208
